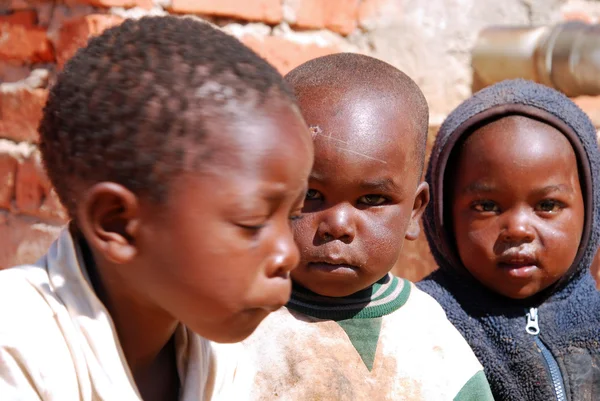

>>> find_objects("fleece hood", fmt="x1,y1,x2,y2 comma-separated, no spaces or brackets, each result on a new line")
423,78,600,302
418,79,600,401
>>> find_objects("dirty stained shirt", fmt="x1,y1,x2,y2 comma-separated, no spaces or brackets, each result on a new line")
233,275,493,400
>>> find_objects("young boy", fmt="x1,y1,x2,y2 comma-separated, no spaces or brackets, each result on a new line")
229,53,494,400
418,79,600,401
0,16,313,400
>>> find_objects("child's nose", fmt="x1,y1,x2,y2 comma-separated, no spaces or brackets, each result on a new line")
499,209,535,244
268,227,300,279
316,203,356,244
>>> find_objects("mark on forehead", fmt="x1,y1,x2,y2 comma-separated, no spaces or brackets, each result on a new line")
310,124,387,164
309,125,322,140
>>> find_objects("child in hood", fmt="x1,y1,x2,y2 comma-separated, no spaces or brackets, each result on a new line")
418,79,600,401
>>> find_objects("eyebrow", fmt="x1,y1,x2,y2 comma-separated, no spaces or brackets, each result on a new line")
462,182,573,195
532,184,574,196
463,182,495,194
309,174,401,193
360,178,401,193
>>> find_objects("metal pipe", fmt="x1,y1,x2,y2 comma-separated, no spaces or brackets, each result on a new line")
472,21,600,97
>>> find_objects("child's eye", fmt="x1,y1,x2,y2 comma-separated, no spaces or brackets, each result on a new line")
236,223,265,233
305,189,323,201
289,214,304,222
535,200,564,213
472,200,499,213
358,194,388,206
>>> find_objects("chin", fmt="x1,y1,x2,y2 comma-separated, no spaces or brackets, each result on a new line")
304,281,365,298
492,286,538,300
205,308,271,343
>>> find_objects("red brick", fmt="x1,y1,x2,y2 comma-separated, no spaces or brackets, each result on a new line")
5,0,48,9
64,0,153,10
38,188,68,222
0,87,48,143
54,14,124,69
0,152,18,210
562,10,595,23
169,0,282,24
0,23,54,64
0,63,31,83
15,150,49,215
0,10,37,27
241,35,340,75
290,0,359,36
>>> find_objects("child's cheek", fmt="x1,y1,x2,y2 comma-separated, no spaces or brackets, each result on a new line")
291,214,317,246
465,220,498,256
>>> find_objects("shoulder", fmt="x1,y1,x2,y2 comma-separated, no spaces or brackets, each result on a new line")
382,283,488,398
0,265,57,328
384,282,483,371
0,266,81,399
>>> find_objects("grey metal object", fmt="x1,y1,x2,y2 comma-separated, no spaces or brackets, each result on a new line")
472,21,600,97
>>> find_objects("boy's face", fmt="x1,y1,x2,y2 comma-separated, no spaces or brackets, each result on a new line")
290,90,428,297
91,99,314,343
451,116,584,299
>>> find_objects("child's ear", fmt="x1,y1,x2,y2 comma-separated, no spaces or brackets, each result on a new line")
405,181,430,241
76,183,141,264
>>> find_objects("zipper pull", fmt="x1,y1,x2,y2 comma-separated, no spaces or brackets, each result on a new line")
526,307,540,335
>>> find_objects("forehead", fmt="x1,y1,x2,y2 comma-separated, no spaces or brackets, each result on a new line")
201,98,313,181
298,86,421,183
454,116,579,186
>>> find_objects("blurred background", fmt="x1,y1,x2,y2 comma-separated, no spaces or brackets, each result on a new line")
0,0,599,281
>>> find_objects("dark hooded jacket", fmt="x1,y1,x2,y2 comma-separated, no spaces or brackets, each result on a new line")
417,79,600,401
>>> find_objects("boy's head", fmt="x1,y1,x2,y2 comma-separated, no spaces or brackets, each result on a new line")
284,53,429,297
39,16,313,342
424,79,600,301
450,115,584,299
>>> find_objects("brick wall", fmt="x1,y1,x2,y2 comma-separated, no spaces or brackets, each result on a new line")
1,0,599,281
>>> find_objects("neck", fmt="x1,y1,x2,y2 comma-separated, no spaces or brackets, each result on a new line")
77,233,178,375
287,274,411,320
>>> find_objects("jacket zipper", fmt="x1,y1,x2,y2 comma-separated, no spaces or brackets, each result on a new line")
526,307,567,401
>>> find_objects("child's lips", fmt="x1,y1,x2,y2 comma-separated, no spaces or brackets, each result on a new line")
497,255,539,278
307,261,360,275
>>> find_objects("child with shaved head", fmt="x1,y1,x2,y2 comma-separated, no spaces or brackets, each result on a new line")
221,53,493,400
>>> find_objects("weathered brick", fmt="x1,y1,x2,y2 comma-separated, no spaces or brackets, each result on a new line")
38,188,68,222
560,2,600,24
0,23,54,64
4,0,47,10
358,0,397,30
14,149,49,215
0,87,47,143
0,212,63,270
241,35,340,75
169,0,283,24
0,62,31,83
0,152,17,210
0,10,37,27
64,0,153,9
561,10,595,23
288,0,359,36
54,14,124,69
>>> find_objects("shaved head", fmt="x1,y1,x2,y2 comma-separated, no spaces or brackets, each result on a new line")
285,53,429,169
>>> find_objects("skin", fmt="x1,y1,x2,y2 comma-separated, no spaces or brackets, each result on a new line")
451,115,585,300
290,87,429,297
75,96,314,400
